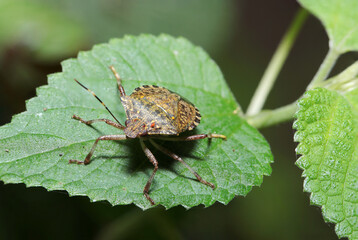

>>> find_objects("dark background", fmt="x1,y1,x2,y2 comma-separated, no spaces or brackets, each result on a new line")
0,0,350,239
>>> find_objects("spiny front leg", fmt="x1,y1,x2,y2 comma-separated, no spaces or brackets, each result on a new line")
139,139,158,205
69,134,127,165
149,139,215,189
72,115,125,129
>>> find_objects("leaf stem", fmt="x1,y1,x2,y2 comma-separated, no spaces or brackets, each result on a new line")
247,101,298,129
247,47,341,129
246,8,308,116
306,47,340,90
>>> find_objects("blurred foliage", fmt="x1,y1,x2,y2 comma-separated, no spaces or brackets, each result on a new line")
0,0,234,62
0,0,87,61
52,0,234,54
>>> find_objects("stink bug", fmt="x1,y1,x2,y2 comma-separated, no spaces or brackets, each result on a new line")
69,66,226,205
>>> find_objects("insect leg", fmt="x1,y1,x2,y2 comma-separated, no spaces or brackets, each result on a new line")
69,135,127,165
156,133,227,141
149,139,215,189
139,139,158,205
72,114,125,129
109,66,126,97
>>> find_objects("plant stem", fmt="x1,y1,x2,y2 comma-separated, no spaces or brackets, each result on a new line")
246,8,308,116
307,47,340,90
247,101,298,129
247,47,341,129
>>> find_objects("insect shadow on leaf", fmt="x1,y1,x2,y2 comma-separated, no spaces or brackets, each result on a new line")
69,65,227,205
126,132,199,173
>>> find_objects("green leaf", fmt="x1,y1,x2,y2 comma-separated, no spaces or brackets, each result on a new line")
0,35,273,209
299,0,358,53
0,0,87,60
294,88,358,239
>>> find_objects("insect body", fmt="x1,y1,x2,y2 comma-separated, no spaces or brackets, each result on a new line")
69,66,226,205
122,85,200,138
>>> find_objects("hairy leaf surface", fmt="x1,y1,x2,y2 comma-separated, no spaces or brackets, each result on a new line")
294,88,358,239
0,35,273,209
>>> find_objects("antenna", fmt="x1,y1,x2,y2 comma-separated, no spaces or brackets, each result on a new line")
109,65,126,96
74,79,121,124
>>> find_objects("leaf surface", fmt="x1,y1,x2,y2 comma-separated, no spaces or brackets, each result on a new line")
294,88,358,239
0,35,273,209
299,0,358,53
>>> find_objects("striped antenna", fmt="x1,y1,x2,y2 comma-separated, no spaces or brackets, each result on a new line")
109,66,126,97
74,79,121,124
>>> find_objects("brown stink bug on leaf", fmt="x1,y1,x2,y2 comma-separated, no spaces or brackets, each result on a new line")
69,66,227,205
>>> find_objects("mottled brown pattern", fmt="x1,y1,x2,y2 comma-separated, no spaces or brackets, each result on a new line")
121,85,200,138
